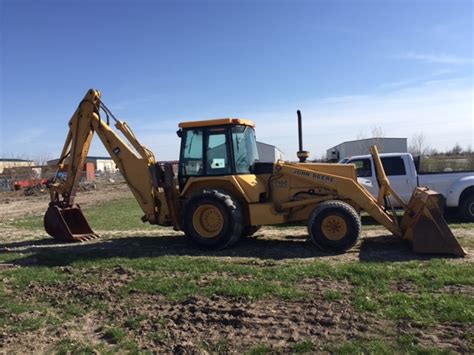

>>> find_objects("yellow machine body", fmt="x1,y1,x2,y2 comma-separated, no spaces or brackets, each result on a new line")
44,89,466,257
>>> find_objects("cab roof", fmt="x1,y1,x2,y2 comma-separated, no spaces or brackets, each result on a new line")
178,118,255,129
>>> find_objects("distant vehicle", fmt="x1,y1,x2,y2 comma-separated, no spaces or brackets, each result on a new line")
13,178,49,190
341,153,474,221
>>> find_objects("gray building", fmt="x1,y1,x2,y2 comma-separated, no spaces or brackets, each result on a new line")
47,156,117,173
326,137,407,161
0,158,34,174
257,141,285,162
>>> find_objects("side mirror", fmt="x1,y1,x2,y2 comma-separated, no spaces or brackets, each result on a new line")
176,129,182,138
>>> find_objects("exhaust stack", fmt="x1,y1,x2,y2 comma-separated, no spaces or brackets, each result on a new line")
296,110,310,163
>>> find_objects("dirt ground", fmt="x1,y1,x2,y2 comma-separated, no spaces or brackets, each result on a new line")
0,185,473,353
0,226,473,353
0,182,132,222
5,268,472,353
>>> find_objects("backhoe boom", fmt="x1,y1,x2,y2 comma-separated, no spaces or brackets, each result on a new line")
45,89,169,241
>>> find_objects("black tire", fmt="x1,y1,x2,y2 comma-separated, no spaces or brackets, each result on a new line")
182,190,243,249
242,225,261,237
307,200,361,253
459,194,474,222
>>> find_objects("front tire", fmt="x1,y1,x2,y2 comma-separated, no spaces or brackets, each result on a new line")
182,190,243,249
459,194,474,222
307,200,361,253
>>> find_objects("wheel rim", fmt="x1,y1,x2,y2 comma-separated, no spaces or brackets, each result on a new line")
469,202,474,216
321,215,347,241
192,204,224,238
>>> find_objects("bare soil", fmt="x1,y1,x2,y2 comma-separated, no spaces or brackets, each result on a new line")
1,265,472,353
0,186,473,353
0,182,132,222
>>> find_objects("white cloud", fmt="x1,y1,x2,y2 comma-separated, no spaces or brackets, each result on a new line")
400,52,474,65
30,77,474,162
247,78,473,159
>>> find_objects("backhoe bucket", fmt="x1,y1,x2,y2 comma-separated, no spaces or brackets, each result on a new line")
400,188,466,257
44,204,98,242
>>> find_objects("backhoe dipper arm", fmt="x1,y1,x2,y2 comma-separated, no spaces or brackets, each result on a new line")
49,89,160,224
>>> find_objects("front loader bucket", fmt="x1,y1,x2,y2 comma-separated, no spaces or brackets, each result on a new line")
44,204,99,242
400,188,466,257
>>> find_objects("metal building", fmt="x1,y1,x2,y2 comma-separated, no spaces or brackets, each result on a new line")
0,158,34,174
326,138,407,161
47,156,117,173
257,141,285,162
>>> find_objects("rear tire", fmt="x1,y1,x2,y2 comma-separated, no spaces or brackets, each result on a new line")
307,201,361,253
459,194,474,222
182,190,243,249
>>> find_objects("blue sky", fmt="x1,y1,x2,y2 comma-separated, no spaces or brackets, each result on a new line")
0,0,472,161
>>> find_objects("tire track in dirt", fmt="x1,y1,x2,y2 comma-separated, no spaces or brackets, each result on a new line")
2,265,472,353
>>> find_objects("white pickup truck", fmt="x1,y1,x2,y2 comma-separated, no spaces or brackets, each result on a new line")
340,153,474,221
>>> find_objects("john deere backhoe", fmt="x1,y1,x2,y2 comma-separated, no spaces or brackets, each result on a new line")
44,89,466,256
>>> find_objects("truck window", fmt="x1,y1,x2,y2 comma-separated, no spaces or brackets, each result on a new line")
350,159,372,177
381,157,406,176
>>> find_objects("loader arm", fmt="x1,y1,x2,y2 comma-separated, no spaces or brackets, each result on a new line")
45,89,168,241
276,148,466,256
277,162,403,236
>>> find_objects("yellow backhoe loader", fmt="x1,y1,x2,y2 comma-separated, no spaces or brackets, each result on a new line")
44,89,466,256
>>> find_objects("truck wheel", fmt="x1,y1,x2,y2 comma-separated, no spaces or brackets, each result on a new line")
460,194,474,222
307,201,361,253
242,225,261,237
183,190,243,249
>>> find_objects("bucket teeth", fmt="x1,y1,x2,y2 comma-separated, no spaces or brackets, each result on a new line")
74,234,100,242
44,204,99,243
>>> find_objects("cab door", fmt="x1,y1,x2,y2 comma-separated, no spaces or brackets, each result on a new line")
348,156,415,206
379,156,415,204
348,158,378,197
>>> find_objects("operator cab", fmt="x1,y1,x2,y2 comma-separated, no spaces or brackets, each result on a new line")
177,118,259,189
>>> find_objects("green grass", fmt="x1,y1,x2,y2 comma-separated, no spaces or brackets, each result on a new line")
123,315,147,330
384,293,473,323
103,327,127,344
55,338,97,355
329,339,391,354
200,339,230,353
247,344,273,354
3,254,472,327
328,337,453,354
2,196,473,351
0,285,60,333
290,340,315,353
0,252,25,264
10,198,156,231
121,274,304,301
322,289,343,301
9,196,474,232
3,266,66,288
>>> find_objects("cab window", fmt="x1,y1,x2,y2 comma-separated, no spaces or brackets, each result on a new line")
351,159,372,177
181,129,203,176
232,126,259,173
206,129,231,175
